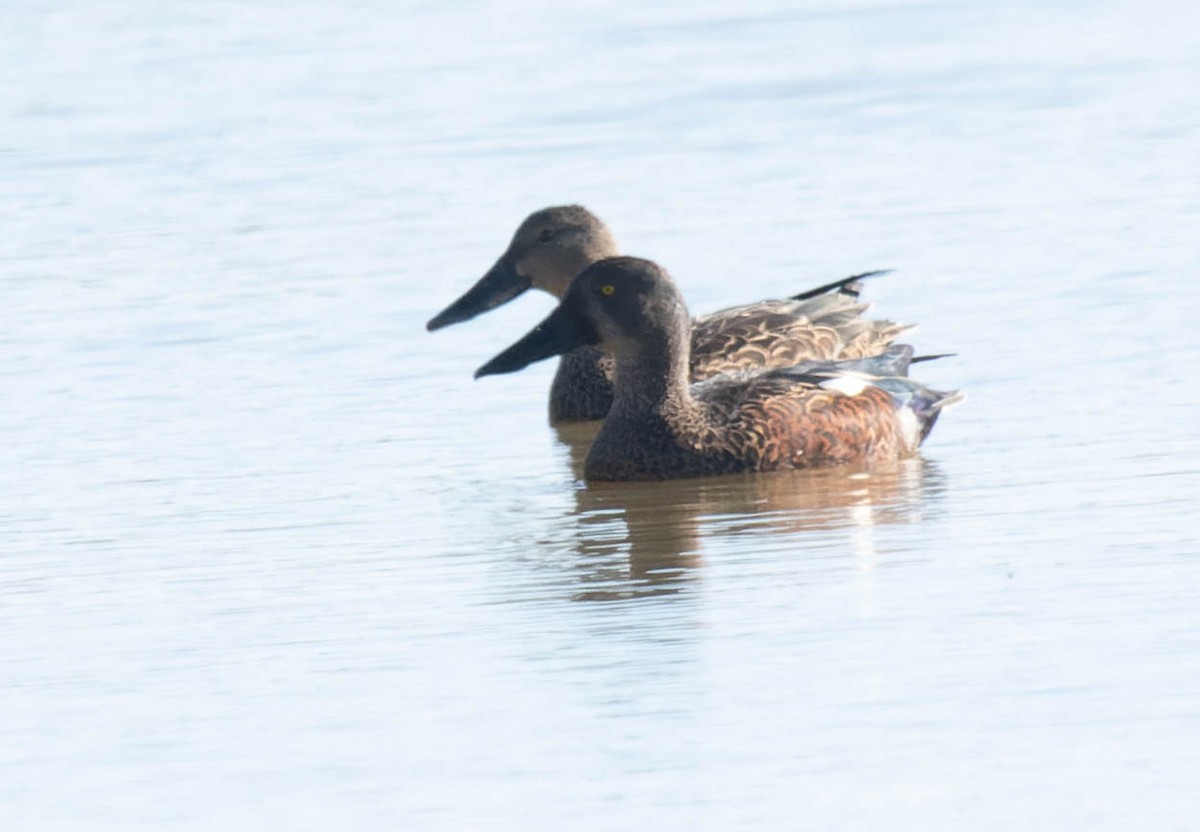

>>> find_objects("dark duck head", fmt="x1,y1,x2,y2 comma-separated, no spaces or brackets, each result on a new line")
426,205,619,331
474,256,690,394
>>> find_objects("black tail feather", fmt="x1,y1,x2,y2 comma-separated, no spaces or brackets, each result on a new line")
789,269,892,302
911,352,957,364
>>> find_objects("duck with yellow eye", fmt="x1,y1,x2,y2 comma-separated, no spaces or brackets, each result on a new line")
475,257,962,482
427,205,909,423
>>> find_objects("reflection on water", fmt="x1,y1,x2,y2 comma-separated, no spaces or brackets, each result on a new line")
553,423,945,601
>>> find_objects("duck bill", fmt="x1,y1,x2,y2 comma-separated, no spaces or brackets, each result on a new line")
426,255,531,331
475,305,598,379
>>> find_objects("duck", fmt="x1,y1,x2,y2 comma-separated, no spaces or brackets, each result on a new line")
475,257,961,482
427,205,908,423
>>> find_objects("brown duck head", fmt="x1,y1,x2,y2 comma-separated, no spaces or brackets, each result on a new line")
426,205,619,331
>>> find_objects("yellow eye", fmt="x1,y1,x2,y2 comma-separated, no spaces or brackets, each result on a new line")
600,284,615,296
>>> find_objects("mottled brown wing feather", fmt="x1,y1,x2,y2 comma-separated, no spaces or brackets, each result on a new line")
688,298,908,380
838,321,913,360
697,376,904,471
690,317,845,377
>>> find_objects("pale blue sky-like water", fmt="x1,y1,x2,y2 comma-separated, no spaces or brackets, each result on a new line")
2,1,1199,829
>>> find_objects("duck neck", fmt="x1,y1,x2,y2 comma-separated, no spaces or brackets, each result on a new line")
551,249,602,299
545,233,619,299
609,329,694,420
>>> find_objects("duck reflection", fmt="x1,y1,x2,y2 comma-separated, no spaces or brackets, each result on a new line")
553,423,946,602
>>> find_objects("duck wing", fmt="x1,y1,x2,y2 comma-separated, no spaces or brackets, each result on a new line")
691,347,962,465
689,293,910,379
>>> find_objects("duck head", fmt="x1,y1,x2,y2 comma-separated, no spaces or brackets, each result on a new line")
426,205,618,331
475,256,690,378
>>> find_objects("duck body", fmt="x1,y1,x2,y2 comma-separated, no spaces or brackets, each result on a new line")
428,205,906,423
584,369,908,481
476,257,961,482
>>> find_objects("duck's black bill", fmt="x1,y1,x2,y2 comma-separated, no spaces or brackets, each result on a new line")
475,305,598,379
426,257,531,331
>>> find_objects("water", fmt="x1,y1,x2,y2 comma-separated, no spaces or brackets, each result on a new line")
3,1,1199,828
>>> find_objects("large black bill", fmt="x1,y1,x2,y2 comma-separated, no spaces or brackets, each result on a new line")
426,256,531,331
475,305,599,379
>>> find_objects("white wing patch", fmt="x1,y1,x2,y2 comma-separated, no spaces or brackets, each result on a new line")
896,406,922,451
818,373,872,397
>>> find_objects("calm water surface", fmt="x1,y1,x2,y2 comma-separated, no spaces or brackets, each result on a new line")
3,1,1199,829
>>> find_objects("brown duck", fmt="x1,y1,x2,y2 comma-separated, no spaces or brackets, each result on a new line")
428,205,908,423
476,257,961,482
